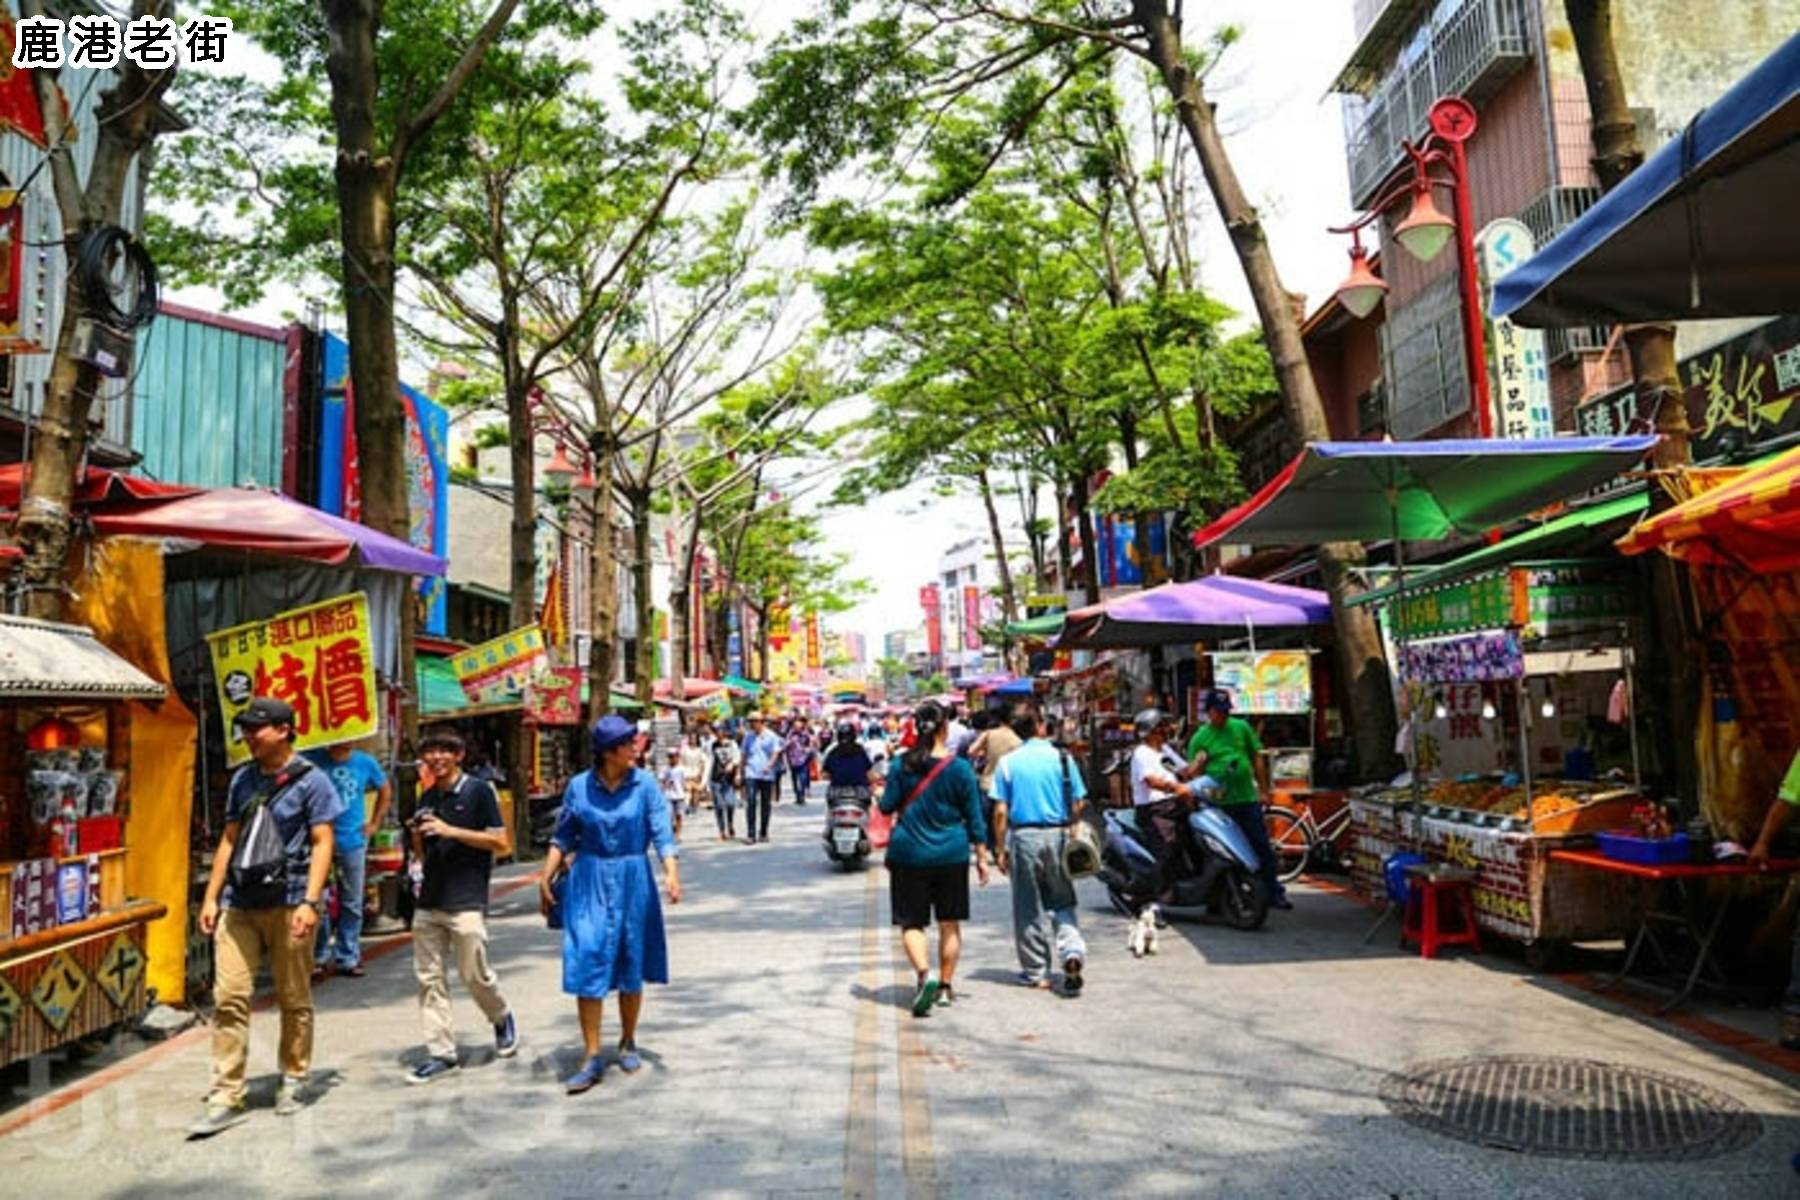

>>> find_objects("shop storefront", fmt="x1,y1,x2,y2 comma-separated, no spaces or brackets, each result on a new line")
0,617,170,1068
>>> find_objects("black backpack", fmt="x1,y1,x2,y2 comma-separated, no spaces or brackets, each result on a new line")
228,760,315,908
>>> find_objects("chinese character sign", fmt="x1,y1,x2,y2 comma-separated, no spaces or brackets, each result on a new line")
452,625,547,706
525,666,583,727
805,612,822,670
207,593,379,765
962,585,982,651
1476,220,1553,439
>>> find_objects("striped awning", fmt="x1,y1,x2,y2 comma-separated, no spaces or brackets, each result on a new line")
0,615,166,700
1617,444,1800,572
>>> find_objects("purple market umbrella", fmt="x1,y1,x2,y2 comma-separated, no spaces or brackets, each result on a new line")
1055,576,1331,649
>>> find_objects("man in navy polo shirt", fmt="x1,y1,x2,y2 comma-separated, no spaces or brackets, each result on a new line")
992,708,1089,996
191,697,344,1138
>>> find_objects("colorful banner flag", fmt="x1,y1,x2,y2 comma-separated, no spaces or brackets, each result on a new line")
207,593,379,765
452,625,548,705
541,565,567,648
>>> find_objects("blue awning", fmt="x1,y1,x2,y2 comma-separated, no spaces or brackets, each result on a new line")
1494,31,1800,326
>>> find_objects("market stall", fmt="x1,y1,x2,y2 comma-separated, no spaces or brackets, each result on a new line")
1191,437,1662,952
0,616,169,1068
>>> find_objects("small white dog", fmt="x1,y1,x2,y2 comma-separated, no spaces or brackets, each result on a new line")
1128,904,1161,958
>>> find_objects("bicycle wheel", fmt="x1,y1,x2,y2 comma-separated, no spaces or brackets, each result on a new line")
1264,804,1314,884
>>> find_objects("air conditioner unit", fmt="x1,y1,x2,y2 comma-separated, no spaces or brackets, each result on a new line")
71,317,135,379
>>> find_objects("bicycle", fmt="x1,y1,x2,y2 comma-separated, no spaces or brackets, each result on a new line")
1264,796,1354,884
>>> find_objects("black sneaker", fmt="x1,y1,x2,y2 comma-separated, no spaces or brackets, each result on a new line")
406,1056,460,1086
494,1012,519,1059
1271,894,1294,911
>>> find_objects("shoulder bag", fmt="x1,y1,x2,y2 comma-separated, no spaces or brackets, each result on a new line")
1059,750,1102,879
228,760,316,908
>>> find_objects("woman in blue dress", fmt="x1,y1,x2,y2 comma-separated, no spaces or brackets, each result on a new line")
540,715,682,1094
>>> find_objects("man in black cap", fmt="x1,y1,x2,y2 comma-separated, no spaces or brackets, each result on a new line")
190,697,345,1138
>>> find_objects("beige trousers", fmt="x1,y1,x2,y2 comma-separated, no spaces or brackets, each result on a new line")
211,905,314,1106
413,908,510,1059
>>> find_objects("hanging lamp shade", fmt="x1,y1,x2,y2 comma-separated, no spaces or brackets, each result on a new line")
1334,243,1387,318
1395,186,1456,262
545,442,578,482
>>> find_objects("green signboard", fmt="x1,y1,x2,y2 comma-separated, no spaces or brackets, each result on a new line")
1391,567,1633,639
1395,573,1514,639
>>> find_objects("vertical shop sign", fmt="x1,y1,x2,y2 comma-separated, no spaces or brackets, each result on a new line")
962,585,981,651
316,333,451,634
1476,220,1552,439
920,585,942,661
805,612,822,669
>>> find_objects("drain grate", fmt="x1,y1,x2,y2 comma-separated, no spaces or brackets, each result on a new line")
1379,1055,1762,1161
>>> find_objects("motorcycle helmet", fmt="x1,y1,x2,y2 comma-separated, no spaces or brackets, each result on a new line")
1133,707,1169,736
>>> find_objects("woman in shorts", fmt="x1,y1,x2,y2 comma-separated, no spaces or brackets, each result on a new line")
878,700,991,1016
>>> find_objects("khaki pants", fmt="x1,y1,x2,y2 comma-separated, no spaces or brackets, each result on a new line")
211,905,314,1106
413,908,509,1060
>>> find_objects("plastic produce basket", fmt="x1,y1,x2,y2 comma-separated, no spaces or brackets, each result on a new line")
1595,831,1691,865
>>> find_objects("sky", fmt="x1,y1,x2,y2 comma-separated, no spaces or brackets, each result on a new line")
162,1,1363,665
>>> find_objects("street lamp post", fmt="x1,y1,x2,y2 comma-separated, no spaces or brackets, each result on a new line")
1331,96,1493,438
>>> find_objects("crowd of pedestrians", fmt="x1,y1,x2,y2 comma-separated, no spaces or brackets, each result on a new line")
191,696,1285,1137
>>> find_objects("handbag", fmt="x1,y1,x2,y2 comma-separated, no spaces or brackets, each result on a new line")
543,865,568,930
1058,751,1102,879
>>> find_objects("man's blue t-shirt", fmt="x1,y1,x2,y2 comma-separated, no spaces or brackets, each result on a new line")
223,758,344,909
993,738,1086,826
304,749,387,851
743,730,784,781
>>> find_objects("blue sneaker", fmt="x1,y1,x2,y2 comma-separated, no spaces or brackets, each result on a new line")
494,1012,519,1058
617,1041,643,1073
406,1056,459,1086
564,1055,607,1095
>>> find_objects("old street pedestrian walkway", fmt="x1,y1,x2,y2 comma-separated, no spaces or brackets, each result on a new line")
2,801,1796,1197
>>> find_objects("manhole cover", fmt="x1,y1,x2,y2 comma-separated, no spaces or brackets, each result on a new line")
1379,1055,1761,1161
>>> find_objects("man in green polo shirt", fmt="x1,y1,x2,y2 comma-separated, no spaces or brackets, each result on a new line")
1749,747,1800,1049
1185,689,1289,910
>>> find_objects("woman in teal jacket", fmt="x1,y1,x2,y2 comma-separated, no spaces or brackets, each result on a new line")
879,700,992,1016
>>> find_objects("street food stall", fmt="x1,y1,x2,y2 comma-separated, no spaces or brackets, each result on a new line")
0,616,169,1067
1189,436,1661,955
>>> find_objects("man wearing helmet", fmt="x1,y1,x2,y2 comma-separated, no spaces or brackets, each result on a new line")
1129,707,1201,899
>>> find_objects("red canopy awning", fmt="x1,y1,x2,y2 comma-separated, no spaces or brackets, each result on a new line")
0,463,199,507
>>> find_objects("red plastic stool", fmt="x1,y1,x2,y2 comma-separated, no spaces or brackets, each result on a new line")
1401,865,1482,959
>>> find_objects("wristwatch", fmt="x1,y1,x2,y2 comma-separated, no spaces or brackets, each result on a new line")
303,897,324,913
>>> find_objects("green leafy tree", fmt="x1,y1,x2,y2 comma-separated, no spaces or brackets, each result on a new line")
748,1,1397,776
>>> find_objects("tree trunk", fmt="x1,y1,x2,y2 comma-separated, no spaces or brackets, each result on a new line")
1565,0,1687,470
630,492,656,705
1069,469,1102,605
1053,475,1073,603
976,468,1019,625
587,478,618,726
1566,0,1696,806
14,0,174,616
669,501,706,704
1136,0,1396,777
323,0,423,793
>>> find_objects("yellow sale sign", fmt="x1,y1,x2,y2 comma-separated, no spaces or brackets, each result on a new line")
208,592,380,765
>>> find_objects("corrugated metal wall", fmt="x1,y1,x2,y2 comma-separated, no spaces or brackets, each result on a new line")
132,309,286,488
0,22,145,451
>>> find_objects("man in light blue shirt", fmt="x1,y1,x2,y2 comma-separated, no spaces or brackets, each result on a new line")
740,714,784,844
302,740,391,975
993,709,1089,996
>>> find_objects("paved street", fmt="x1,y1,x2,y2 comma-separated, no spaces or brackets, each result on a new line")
2,796,1797,1198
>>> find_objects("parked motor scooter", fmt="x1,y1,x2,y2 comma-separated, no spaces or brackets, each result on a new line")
822,784,872,869
1097,777,1269,930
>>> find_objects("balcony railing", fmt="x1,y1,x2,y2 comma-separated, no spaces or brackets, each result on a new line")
1344,0,1532,207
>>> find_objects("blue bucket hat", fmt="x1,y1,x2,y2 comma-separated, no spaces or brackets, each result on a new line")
591,714,637,753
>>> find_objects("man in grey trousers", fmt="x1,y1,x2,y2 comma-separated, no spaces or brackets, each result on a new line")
992,709,1089,996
